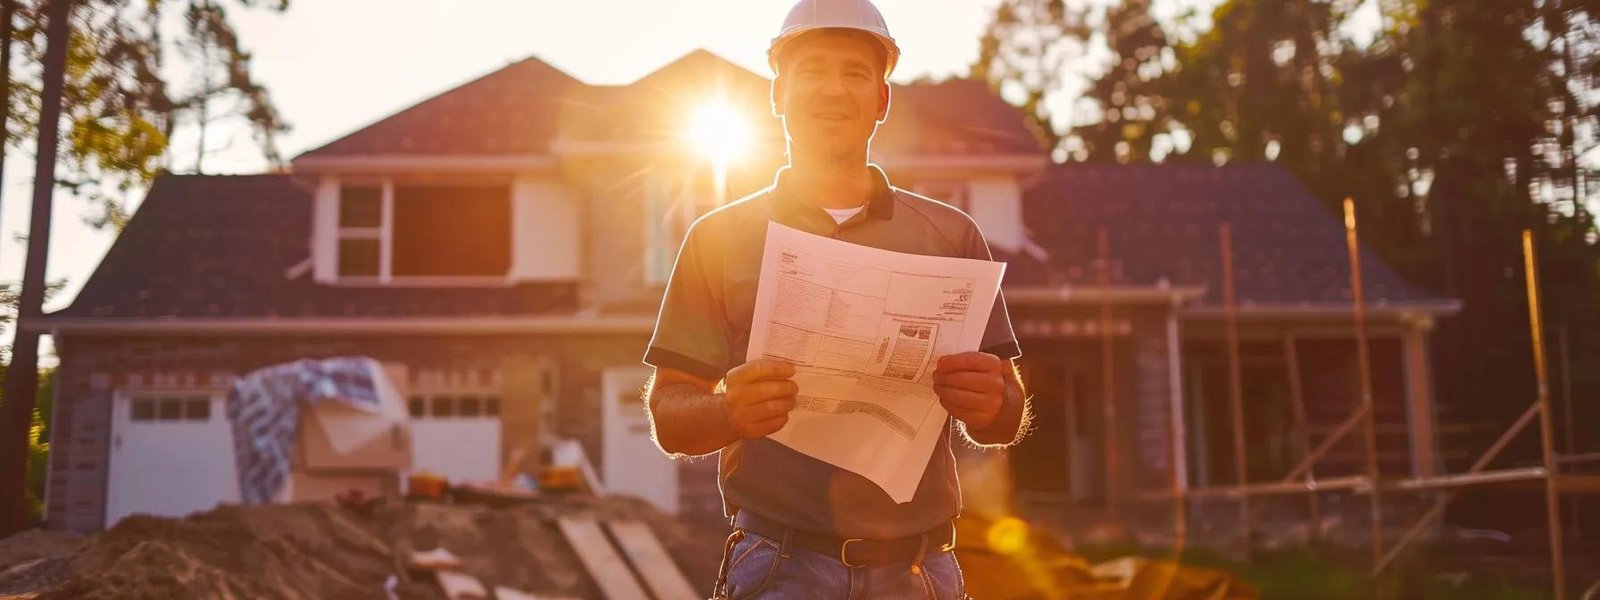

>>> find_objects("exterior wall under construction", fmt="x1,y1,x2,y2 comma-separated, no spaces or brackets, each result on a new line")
43,332,658,533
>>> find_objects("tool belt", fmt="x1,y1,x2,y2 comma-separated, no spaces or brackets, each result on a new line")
734,511,955,567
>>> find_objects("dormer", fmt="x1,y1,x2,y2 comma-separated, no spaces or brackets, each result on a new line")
290,57,589,287
297,174,580,285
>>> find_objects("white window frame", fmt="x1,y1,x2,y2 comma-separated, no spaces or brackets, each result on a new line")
407,393,503,420
122,391,226,424
333,179,516,287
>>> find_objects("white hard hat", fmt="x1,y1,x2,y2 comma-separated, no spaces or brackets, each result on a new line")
768,0,900,79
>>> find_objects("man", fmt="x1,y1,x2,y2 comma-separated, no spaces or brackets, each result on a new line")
643,0,1030,597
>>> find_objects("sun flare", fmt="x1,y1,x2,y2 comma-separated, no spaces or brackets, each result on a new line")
687,101,751,167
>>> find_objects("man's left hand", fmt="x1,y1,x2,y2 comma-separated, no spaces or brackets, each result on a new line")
932,352,1008,431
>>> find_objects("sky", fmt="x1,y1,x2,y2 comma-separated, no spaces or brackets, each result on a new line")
0,0,1382,358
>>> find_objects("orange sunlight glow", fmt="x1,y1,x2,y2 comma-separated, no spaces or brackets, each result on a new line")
687,101,752,165
687,101,751,203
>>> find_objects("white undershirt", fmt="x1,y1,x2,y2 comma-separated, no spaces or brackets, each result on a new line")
823,206,865,224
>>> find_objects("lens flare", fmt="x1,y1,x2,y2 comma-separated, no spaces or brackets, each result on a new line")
687,102,751,166
985,516,1030,556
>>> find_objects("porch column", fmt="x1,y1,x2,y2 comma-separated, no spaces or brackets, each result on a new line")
1401,322,1441,478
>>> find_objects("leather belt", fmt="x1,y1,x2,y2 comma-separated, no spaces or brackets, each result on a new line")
734,511,955,567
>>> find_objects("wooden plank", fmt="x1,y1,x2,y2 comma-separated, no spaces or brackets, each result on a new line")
605,520,700,600
1555,475,1600,495
1378,467,1548,493
556,516,649,600
493,586,583,600
434,570,488,600
1140,476,1368,500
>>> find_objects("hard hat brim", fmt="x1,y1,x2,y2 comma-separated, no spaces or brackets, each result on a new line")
767,26,901,80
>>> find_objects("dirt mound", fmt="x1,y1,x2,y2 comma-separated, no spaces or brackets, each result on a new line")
2,496,724,600
0,529,83,571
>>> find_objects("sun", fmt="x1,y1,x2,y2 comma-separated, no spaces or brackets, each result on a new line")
687,101,751,167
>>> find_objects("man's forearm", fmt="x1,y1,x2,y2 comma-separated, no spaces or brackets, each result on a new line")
963,375,1030,447
646,382,740,457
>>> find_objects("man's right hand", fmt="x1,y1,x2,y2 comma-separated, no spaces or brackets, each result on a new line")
723,359,799,439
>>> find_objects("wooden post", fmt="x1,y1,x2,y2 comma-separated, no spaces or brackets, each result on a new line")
1167,309,1190,550
1522,230,1567,600
1284,334,1321,538
1220,224,1250,551
501,354,550,479
1097,228,1120,523
1559,326,1580,540
1402,326,1441,479
1345,198,1384,566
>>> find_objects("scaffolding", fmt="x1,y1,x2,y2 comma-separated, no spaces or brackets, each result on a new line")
1141,202,1599,599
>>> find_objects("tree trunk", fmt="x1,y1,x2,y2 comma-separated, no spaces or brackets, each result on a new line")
0,0,16,219
0,0,72,537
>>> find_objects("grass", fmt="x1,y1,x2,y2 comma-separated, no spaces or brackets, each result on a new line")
1075,542,1550,599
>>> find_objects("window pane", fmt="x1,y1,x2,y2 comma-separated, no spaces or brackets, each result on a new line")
131,399,155,421
485,397,501,417
338,239,380,277
340,186,383,228
459,396,481,417
431,397,455,418
392,185,511,277
408,397,426,418
158,398,183,421
184,398,211,421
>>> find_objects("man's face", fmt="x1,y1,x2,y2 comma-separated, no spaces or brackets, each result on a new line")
772,31,890,158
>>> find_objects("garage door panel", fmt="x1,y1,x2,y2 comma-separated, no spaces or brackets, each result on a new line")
602,367,678,514
106,394,240,526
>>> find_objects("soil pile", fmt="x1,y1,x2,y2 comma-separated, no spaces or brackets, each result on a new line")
0,496,724,600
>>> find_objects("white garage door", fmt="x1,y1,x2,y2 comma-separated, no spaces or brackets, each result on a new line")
407,393,502,484
106,393,240,527
602,367,678,514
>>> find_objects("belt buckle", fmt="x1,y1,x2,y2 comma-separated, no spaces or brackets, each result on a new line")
839,538,865,567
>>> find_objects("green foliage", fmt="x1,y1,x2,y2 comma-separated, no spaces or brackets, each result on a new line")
969,0,1094,152
26,369,54,526
4,0,291,230
0,363,55,527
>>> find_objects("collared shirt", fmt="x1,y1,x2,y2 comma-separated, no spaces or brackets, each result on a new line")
644,164,1020,539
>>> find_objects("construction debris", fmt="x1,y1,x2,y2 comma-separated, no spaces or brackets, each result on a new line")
953,515,1257,600
0,496,721,599
409,548,465,571
0,487,1267,599
433,570,488,600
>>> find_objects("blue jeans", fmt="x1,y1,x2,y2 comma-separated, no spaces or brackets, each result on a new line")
717,530,968,599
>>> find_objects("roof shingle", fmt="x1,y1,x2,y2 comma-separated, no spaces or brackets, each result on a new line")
1003,162,1446,307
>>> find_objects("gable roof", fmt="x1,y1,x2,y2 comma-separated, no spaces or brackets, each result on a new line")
298,57,588,157
556,49,784,149
1002,162,1452,309
53,175,579,320
294,50,1041,163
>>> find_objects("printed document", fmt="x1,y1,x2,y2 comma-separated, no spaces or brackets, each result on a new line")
747,222,1006,502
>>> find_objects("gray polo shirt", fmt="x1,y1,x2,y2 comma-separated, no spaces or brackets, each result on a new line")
644,165,1020,540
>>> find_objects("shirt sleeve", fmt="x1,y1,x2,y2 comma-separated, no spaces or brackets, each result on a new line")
963,223,1022,360
643,221,735,381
